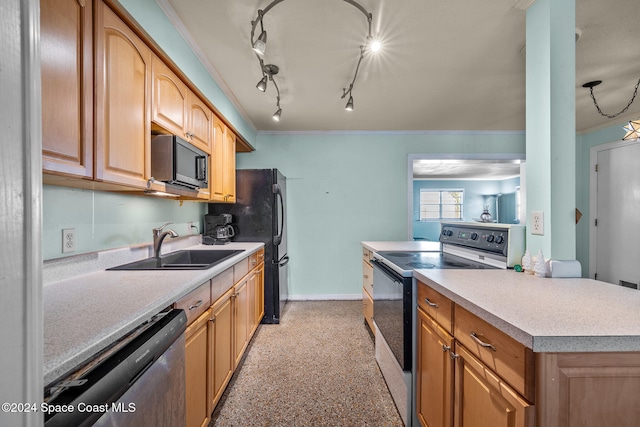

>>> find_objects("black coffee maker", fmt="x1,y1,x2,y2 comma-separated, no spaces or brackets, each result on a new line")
203,213,235,245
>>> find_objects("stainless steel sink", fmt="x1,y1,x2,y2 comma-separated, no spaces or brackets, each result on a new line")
107,249,243,270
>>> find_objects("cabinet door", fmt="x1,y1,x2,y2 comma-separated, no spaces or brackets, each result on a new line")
95,1,151,188
362,287,374,333
41,0,93,178
454,344,533,427
247,270,258,337
210,117,236,202
223,129,237,203
255,263,265,325
151,55,187,137
187,92,212,153
185,309,211,427
233,278,249,367
417,307,454,427
210,289,234,410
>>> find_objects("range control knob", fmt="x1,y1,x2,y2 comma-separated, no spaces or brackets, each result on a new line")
486,235,495,243
495,236,505,244
471,232,478,240
442,229,453,237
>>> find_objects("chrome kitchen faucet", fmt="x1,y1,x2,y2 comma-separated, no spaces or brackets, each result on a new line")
153,222,179,259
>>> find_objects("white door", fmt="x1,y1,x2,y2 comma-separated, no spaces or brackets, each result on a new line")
593,140,640,288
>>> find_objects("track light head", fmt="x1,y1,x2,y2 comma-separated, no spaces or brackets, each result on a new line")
256,75,268,92
253,30,267,55
367,36,381,53
345,96,354,111
273,108,282,121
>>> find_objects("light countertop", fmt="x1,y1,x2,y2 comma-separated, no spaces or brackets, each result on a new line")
414,269,640,353
43,240,263,386
362,241,442,253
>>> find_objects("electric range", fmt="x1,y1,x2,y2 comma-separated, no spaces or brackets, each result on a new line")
370,222,525,426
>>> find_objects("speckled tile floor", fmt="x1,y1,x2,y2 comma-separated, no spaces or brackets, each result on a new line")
209,300,403,427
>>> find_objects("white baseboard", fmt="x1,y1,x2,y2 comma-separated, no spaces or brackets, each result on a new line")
287,294,361,301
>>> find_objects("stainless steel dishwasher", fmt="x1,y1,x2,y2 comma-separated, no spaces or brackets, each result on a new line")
44,308,187,427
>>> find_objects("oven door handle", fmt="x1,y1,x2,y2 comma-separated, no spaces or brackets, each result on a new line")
371,258,403,284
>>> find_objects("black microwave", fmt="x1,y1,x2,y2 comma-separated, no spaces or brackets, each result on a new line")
151,135,208,190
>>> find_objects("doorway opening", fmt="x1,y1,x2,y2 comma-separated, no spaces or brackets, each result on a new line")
407,154,525,241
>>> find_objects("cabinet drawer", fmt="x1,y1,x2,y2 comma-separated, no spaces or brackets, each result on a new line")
417,280,453,334
233,256,250,283
211,267,233,303
174,280,211,325
248,248,264,270
362,260,373,295
454,305,535,402
362,248,372,263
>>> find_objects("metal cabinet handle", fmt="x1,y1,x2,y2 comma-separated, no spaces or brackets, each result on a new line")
470,332,497,352
424,298,439,308
188,300,204,310
442,344,451,352
363,274,369,279
210,316,216,323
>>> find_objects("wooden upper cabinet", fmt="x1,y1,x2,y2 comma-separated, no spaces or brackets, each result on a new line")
41,0,93,179
94,0,152,188
187,92,213,153
151,56,187,138
210,116,236,203
151,55,212,154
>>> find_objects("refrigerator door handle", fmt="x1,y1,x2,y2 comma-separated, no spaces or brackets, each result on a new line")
275,255,289,267
273,183,284,246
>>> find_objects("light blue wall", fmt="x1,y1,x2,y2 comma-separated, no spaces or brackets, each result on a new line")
42,186,206,260
412,177,520,242
237,132,525,298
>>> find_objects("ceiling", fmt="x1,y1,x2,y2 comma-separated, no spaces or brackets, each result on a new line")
413,159,521,180
158,0,640,134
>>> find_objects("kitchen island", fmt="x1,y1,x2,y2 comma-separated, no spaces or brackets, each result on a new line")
414,268,640,427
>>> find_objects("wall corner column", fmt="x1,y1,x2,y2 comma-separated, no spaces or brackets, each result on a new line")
525,0,577,260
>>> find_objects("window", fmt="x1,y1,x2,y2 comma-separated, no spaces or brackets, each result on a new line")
419,189,463,221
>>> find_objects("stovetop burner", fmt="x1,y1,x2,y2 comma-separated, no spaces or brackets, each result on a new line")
375,250,498,276
406,261,436,269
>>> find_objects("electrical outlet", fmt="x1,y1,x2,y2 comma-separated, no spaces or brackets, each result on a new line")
62,228,76,253
531,211,544,235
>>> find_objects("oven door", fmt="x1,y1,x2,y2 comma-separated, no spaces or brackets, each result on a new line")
371,259,412,370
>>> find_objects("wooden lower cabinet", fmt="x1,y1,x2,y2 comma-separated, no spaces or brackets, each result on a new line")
185,308,212,427
233,278,249,368
454,344,533,427
210,288,234,410
183,253,265,424
362,248,374,333
536,352,640,427
416,307,454,427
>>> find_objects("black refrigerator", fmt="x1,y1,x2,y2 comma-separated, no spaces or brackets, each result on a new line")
207,169,289,324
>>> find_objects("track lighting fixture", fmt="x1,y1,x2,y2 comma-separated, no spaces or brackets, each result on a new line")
345,96,354,111
256,75,268,92
253,30,267,55
250,0,380,121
